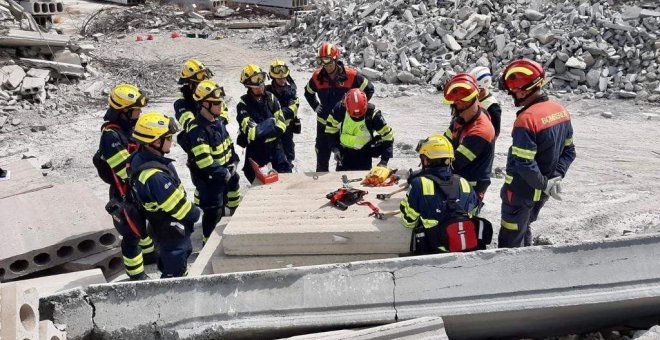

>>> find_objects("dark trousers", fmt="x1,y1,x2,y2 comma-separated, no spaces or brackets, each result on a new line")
498,186,549,248
315,122,331,172
336,147,372,171
190,170,227,242
281,130,296,162
157,230,192,278
242,141,292,183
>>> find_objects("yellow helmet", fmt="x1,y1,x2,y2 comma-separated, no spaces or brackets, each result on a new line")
240,64,266,86
269,59,290,79
132,112,179,144
179,59,213,83
108,84,147,110
193,80,226,102
416,134,455,160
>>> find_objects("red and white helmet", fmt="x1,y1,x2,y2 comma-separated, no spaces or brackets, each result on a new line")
470,66,493,89
343,88,368,119
500,58,545,93
442,73,480,105
317,42,340,60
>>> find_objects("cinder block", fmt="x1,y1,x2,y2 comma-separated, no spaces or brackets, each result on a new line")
19,1,63,14
39,320,67,340
60,248,122,279
222,172,410,256
189,219,229,276
0,282,39,340
15,269,105,297
19,76,45,95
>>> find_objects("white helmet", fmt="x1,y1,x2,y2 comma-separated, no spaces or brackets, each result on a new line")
470,66,493,89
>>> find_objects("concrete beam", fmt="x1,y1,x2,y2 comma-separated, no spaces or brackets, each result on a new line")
188,219,229,276
0,29,69,47
14,269,105,297
19,58,84,77
281,317,448,340
0,183,120,281
41,235,660,339
1,282,39,340
222,172,409,256
59,248,122,279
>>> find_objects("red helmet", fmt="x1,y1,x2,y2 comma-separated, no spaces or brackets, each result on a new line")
500,58,545,93
344,88,368,119
442,73,480,105
317,42,340,60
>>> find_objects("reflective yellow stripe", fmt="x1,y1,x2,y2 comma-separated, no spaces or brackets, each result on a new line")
172,200,192,220
512,146,536,160
141,245,155,254
191,144,211,156
457,145,477,161
501,220,518,231
160,185,185,212
326,126,339,134
505,174,513,184
126,265,144,276
227,190,240,199
248,126,256,142
377,125,394,141
138,236,153,246
138,169,160,184
421,177,435,195
194,190,200,205
196,157,214,169
115,167,128,180
306,84,316,94
459,178,471,193
444,128,452,140
400,197,420,229
359,78,369,91
505,66,534,79
202,235,209,244
340,117,372,149
421,217,438,229
533,189,542,202
106,149,130,168
316,116,326,125
564,137,573,146
275,117,287,132
123,254,143,267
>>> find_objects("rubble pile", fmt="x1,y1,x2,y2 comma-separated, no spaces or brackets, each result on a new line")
284,0,660,102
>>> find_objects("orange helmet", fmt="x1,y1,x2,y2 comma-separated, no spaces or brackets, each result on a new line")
317,42,340,65
343,88,368,119
442,73,480,105
500,58,545,93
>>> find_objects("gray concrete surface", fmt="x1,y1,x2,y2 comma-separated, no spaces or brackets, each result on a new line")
222,172,409,256
188,220,228,276
39,320,67,340
281,317,448,339
40,234,660,340
0,159,53,200
15,269,105,297
0,183,120,281
60,248,122,279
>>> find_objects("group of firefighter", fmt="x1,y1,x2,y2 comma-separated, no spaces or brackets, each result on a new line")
95,41,575,280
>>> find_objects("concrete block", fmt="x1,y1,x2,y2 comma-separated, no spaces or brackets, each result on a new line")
222,172,409,256
52,50,82,67
20,1,64,14
1,65,26,90
39,320,67,340
26,68,51,82
14,269,106,297
0,184,121,281
0,160,53,200
361,67,382,81
19,58,84,77
189,220,229,276
19,77,45,95
59,249,122,279
281,317,448,339
41,234,660,339
442,34,461,51
0,282,39,340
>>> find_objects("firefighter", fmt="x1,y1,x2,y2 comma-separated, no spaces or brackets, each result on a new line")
130,112,201,278
400,135,479,254
265,59,301,163
95,84,156,280
470,66,501,138
442,73,496,205
325,88,393,172
304,42,375,172
236,64,292,183
174,59,228,130
187,80,240,244
498,58,576,248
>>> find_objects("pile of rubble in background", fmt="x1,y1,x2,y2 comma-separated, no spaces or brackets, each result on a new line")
284,0,660,102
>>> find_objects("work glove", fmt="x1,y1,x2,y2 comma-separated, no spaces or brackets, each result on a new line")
246,119,257,143
543,176,563,200
315,104,324,116
332,148,342,166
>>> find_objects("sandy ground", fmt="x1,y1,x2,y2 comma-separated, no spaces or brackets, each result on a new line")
3,26,660,251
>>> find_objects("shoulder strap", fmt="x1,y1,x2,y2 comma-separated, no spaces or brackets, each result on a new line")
129,160,174,186
101,122,129,146
422,174,460,200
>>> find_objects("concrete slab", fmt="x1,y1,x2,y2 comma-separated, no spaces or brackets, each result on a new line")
281,317,447,340
0,29,69,47
0,282,39,340
0,183,120,281
14,269,105,297
19,58,84,77
222,172,409,256
26,68,52,83
189,219,229,276
41,234,660,340
39,320,67,340
0,159,53,200
59,248,122,279
0,64,26,90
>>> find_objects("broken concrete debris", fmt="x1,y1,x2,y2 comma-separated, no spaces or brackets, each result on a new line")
285,0,660,101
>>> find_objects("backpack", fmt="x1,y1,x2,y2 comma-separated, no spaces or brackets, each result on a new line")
92,123,134,185
410,174,493,255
